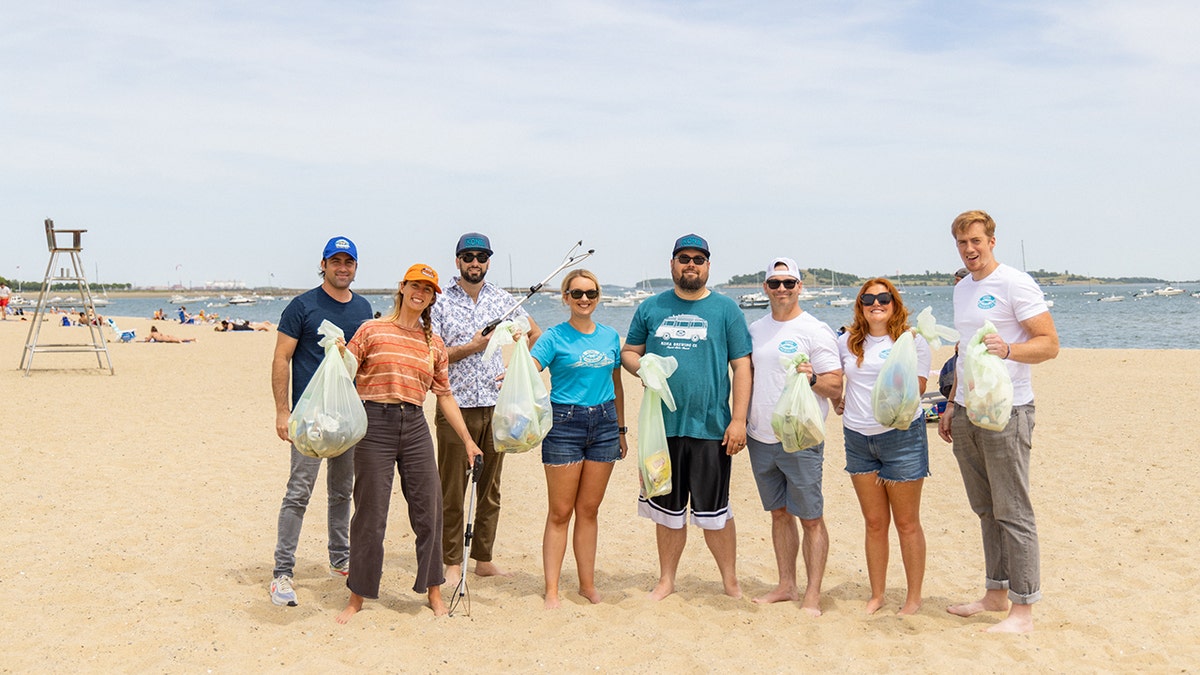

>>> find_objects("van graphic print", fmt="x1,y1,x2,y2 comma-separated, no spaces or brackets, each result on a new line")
655,314,709,343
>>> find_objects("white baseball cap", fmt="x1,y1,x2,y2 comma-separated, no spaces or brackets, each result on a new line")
765,256,801,280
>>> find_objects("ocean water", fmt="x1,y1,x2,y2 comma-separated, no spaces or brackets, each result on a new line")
42,283,1199,349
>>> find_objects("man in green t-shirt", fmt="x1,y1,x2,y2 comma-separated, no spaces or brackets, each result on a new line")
621,233,753,600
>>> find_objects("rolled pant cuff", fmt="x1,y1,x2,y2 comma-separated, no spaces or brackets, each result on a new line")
1008,589,1041,605
985,577,1009,591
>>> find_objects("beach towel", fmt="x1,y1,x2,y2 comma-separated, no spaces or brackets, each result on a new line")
287,319,367,458
771,353,825,452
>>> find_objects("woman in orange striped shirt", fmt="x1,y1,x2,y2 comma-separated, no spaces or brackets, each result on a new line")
336,264,482,623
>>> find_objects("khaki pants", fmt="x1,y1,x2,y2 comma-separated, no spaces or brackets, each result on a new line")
437,406,505,565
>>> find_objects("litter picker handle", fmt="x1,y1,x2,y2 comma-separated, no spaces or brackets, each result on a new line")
470,455,483,482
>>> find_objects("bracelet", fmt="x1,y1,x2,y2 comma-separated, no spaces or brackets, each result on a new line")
618,426,628,434
1004,344,1012,360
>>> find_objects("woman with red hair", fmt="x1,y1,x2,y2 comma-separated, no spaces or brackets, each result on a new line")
834,278,931,615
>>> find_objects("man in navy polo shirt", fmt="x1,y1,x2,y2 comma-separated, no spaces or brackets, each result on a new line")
268,236,373,607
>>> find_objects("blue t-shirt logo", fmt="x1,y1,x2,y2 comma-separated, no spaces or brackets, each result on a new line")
879,348,891,360
778,340,799,354
978,294,998,310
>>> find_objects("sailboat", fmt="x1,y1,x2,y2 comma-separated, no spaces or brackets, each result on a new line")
91,263,112,306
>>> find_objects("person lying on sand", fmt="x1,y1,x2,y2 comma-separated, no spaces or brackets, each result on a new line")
142,326,196,343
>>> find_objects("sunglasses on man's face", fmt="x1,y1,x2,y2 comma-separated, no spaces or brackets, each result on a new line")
766,278,797,290
459,252,490,263
567,289,600,299
675,254,708,265
860,292,893,306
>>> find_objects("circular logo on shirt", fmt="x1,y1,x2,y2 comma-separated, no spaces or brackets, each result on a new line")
978,294,997,310
879,348,891,360
778,340,799,354
580,349,605,366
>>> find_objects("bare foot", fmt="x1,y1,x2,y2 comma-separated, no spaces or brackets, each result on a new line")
444,564,462,589
986,605,1033,633
800,588,822,616
577,587,602,604
473,561,508,577
428,586,448,617
544,593,561,609
723,580,743,600
648,579,675,601
947,595,1009,618
335,593,364,624
897,599,922,616
752,585,799,604
865,596,886,615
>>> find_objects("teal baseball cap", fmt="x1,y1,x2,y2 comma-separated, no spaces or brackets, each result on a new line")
672,233,710,257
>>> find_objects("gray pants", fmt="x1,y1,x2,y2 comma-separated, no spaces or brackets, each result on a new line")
951,403,1041,604
348,401,445,598
272,445,355,578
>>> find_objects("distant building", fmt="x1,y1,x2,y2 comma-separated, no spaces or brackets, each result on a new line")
203,280,249,290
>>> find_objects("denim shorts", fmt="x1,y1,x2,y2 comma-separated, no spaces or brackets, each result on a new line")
540,400,621,466
843,417,930,483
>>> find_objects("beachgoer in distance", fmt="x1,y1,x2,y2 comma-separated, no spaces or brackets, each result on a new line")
938,210,1059,634
528,269,627,609
141,325,196,343
430,232,542,587
745,257,842,614
0,282,10,320
834,277,932,615
938,267,971,398
268,236,373,607
620,233,752,600
336,264,482,622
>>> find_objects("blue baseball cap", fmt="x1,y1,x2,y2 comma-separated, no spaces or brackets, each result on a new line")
455,232,493,255
672,233,710,258
322,236,358,261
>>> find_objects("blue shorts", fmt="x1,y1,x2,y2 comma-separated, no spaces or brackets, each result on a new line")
746,437,824,520
540,400,621,466
843,417,930,483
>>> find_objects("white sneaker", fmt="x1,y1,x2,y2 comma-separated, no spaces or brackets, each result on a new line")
329,561,349,578
270,575,298,606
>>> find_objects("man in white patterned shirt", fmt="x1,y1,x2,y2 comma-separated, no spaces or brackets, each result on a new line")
431,232,541,585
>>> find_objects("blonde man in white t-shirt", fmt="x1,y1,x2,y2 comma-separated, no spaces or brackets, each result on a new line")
938,210,1059,634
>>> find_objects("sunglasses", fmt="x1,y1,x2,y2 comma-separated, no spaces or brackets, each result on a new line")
675,254,708,265
458,252,490,263
766,278,798,290
860,292,893,306
566,289,600,299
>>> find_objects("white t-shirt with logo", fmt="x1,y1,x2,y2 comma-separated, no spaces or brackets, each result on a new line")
952,263,1050,407
747,312,841,445
838,331,933,436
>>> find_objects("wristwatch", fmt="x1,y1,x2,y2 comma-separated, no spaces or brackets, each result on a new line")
809,372,818,387
618,426,628,434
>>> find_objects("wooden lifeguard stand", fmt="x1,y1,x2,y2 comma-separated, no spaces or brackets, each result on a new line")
20,219,114,376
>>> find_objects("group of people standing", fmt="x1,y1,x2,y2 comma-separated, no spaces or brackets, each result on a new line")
267,208,1058,634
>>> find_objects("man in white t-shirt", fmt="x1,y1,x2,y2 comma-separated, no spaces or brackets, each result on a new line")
938,210,1059,634
745,257,842,615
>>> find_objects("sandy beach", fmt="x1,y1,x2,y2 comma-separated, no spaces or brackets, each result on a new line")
2,315,1197,672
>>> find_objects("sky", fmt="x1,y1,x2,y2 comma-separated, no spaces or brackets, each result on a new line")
3,1,1198,290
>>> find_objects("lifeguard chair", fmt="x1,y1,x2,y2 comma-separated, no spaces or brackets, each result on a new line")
20,219,114,376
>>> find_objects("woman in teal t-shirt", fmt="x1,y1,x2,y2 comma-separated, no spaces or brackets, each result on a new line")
529,269,627,609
